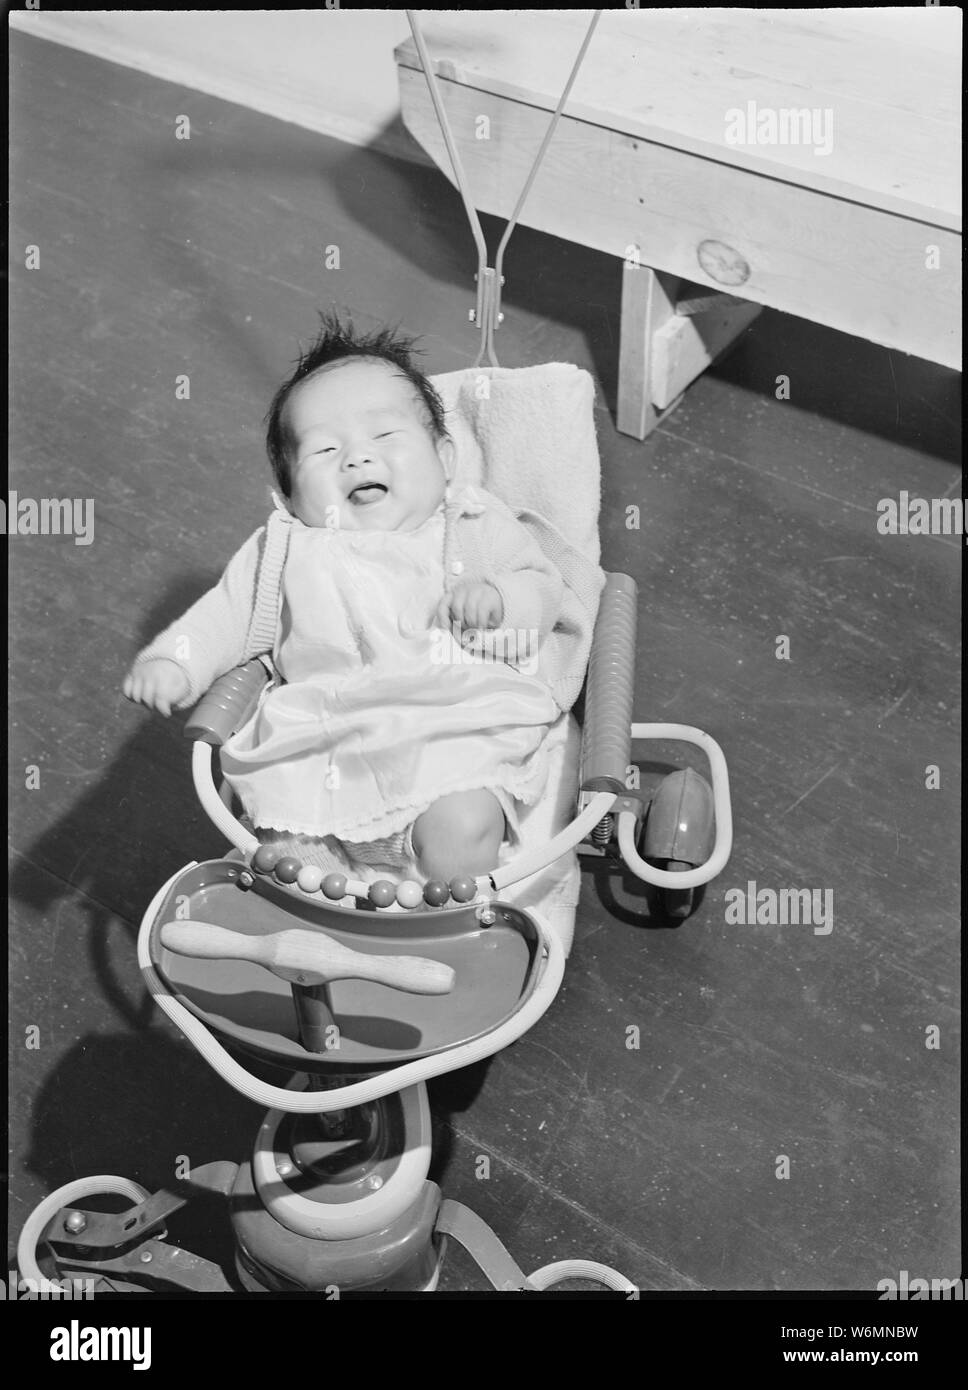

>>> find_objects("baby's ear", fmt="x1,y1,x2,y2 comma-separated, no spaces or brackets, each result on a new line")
438,435,456,481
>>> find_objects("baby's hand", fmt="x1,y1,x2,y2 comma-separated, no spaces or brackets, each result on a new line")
437,580,504,632
123,659,190,717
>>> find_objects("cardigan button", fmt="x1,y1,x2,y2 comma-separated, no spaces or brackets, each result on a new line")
450,560,464,575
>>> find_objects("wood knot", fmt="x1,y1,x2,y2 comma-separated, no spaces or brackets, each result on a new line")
697,239,751,287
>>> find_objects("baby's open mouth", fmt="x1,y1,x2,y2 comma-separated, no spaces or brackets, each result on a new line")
348,482,388,506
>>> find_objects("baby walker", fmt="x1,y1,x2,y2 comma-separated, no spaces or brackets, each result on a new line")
17,10,733,1293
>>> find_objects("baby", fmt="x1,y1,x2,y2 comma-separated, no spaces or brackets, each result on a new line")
124,313,576,888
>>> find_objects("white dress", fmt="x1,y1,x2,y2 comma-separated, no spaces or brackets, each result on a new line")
220,508,560,847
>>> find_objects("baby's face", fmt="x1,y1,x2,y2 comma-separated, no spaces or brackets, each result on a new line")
284,359,453,531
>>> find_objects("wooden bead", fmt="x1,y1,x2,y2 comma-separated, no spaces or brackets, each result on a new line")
368,880,397,908
297,865,323,894
322,873,348,900
251,845,280,875
423,879,450,906
396,880,424,909
449,876,477,903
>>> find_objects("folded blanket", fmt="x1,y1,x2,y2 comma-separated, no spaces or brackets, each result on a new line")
430,362,603,568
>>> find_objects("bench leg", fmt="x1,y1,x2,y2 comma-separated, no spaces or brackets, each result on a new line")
618,262,678,440
618,260,761,440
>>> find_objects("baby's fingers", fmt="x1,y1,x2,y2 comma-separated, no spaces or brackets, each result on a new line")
444,590,470,628
470,592,497,630
435,594,451,628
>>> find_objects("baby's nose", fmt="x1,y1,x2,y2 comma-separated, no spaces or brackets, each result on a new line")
343,446,374,469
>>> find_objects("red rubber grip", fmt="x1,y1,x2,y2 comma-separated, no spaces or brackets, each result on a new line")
183,659,271,746
580,573,637,795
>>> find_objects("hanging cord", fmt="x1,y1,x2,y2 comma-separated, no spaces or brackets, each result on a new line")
406,10,602,366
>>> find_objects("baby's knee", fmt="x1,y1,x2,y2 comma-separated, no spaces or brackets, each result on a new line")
413,790,505,877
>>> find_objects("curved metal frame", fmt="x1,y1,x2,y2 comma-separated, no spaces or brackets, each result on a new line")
406,9,603,366
192,715,731,902
618,723,732,889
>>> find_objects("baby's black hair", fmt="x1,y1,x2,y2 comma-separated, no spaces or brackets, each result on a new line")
264,308,449,496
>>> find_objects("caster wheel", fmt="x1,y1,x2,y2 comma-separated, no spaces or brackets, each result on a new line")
661,860,696,921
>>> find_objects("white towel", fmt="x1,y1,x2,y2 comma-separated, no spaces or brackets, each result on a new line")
430,362,603,567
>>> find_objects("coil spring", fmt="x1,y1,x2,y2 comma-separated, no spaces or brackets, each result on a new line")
591,813,614,848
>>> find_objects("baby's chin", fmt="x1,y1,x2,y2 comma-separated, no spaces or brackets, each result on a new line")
349,504,438,533
294,497,440,532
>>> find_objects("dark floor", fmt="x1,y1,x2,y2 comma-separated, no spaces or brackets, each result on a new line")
8,32,961,1293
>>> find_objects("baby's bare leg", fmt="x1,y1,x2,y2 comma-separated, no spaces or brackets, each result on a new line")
412,789,505,882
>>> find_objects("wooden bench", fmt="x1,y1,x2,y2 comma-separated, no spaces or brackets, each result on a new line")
395,9,961,438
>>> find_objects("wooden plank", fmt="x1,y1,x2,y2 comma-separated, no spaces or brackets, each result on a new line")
400,71,961,370
652,299,762,412
618,262,677,438
396,9,961,228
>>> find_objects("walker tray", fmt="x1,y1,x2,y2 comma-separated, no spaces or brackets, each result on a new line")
149,859,543,1072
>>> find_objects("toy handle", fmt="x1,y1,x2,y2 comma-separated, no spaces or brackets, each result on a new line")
184,659,271,747
160,921,455,995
